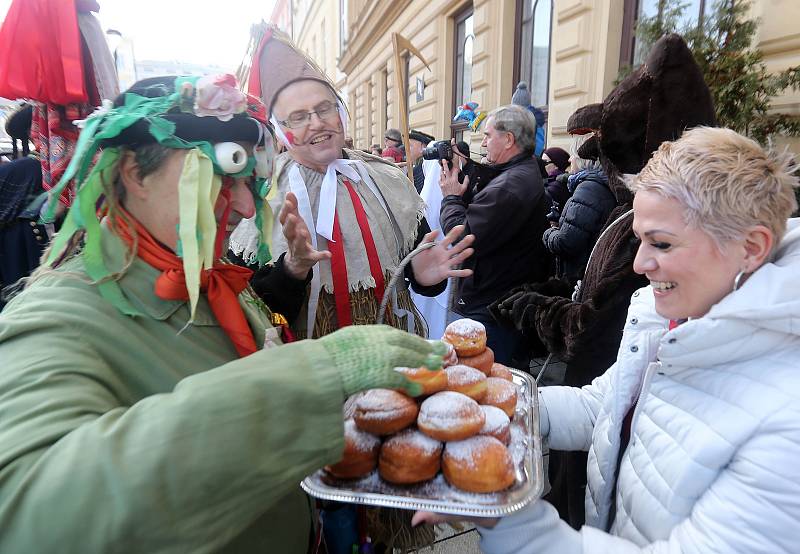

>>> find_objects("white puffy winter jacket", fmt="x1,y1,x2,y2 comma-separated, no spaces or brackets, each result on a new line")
479,218,800,553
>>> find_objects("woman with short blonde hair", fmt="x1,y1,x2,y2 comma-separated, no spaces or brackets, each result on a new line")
427,127,800,553
628,126,796,252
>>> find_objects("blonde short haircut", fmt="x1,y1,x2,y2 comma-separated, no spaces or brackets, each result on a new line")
627,126,799,250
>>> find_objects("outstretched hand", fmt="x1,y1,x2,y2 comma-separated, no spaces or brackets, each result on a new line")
319,325,449,397
410,225,475,287
280,191,332,279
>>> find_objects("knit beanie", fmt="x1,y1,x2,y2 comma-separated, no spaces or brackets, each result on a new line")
543,147,569,171
511,81,531,108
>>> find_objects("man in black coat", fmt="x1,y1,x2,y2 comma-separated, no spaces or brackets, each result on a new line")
439,105,551,368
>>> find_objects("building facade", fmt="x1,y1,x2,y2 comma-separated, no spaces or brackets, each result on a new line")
269,0,294,37
290,0,800,152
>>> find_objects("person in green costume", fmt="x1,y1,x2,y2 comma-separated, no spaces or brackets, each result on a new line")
0,75,446,553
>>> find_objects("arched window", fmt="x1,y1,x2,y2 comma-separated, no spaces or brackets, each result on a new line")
516,0,553,108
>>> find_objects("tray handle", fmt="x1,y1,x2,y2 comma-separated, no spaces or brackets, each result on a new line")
376,241,436,324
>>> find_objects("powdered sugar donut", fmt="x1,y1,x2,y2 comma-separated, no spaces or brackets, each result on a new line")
354,389,419,435
394,366,447,396
325,419,381,479
458,346,495,375
417,391,485,441
488,362,514,382
443,319,487,357
379,428,442,484
482,377,518,418
445,364,487,402
478,405,511,445
442,342,459,368
442,435,515,493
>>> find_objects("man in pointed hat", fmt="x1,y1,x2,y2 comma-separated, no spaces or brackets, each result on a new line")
0,74,447,552
245,26,474,341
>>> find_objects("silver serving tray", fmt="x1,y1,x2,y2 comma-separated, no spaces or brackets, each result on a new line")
301,369,543,517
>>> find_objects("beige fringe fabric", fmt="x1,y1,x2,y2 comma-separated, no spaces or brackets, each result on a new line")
365,506,435,552
295,282,434,550
293,286,428,340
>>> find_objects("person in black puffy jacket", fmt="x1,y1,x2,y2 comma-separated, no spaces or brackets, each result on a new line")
543,138,616,286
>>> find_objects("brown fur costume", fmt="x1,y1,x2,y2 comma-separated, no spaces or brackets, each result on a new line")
489,34,717,529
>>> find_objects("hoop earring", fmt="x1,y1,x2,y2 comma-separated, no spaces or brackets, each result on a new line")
733,270,746,292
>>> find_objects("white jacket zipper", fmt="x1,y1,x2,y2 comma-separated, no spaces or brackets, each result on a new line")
628,358,661,447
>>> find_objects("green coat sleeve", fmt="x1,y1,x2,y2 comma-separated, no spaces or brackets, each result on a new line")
0,281,345,553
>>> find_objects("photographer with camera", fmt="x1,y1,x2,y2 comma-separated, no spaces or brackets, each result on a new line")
439,105,551,369
408,129,435,192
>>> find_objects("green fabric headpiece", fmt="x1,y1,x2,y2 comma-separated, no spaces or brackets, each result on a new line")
42,74,276,319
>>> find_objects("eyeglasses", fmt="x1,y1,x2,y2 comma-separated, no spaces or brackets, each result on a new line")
276,101,338,129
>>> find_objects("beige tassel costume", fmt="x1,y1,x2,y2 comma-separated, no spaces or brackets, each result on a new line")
246,25,439,551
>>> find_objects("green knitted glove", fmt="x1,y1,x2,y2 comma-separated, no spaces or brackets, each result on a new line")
319,325,448,397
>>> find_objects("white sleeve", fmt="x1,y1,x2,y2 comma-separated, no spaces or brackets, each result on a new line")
481,402,800,554
477,500,643,554
539,361,615,451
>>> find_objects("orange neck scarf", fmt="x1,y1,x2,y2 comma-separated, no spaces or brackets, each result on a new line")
114,209,258,358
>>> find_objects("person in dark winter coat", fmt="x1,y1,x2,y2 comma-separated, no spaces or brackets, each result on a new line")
0,157,49,309
490,34,718,529
543,138,616,286
440,104,551,368
542,146,571,209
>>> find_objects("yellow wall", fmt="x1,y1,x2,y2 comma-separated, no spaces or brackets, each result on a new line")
754,0,800,152
293,0,800,154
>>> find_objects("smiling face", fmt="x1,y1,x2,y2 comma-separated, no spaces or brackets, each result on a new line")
632,190,744,320
272,79,344,173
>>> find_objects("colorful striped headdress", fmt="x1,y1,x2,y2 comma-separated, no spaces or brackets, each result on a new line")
42,74,276,319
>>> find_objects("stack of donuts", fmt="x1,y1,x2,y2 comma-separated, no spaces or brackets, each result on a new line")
326,319,520,494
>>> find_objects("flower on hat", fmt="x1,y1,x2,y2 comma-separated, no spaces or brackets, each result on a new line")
194,74,247,121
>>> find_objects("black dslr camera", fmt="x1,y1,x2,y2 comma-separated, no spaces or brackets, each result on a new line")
421,140,453,162
422,139,502,193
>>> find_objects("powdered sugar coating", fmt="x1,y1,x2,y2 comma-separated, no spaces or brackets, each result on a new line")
344,419,381,453
444,435,504,469
489,363,514,381
442,343,458,368
343,391,367,419
479,405,510,435
383,428,442,456
354,389,418,435
419,391,481,423
445,318,486,338
445,365,486,387
356,389,414,418
311,367,534,504
486,377,517,405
